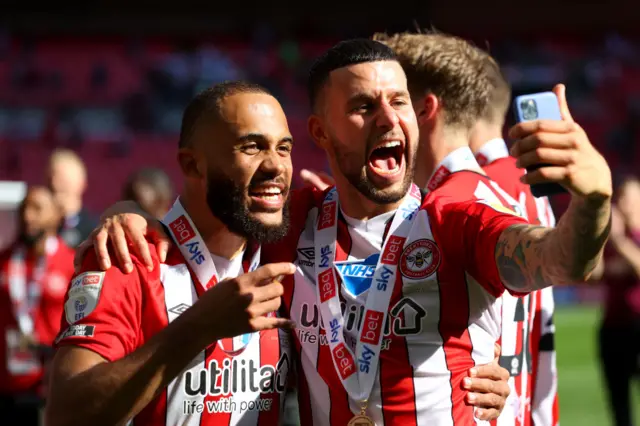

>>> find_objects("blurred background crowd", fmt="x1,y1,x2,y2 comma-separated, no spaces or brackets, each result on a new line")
0,1,639,425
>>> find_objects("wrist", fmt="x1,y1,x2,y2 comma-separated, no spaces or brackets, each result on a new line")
174,300,220,350
579,192,612,209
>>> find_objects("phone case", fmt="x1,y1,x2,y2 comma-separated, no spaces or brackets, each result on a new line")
513,92,566,198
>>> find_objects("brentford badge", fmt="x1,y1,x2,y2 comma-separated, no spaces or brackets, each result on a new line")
399,239,440,279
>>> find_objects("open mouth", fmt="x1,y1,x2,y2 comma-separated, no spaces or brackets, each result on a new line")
368,140,404,175
250,186,283,201
249,183,287,210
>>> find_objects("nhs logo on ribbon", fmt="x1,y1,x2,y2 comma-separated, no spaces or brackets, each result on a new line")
334,254,378,297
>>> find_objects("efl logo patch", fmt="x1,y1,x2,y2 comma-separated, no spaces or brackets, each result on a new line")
400,239,441,280
66,271,105,325
170,215,196,244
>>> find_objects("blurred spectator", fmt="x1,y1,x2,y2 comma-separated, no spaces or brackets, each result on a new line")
122,167,173,219
599,175,640,426
46,149,96,248
0,186,75,426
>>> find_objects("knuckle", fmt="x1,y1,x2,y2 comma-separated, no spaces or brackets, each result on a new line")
273,282,284,297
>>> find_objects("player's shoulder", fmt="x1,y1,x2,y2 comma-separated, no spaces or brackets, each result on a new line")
76,238,162,287
428,170,491,201
291,186,327,210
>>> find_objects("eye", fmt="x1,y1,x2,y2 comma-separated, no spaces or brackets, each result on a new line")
392,99,408,108
352,103,373,114
242,143,260,155
278,143,293,154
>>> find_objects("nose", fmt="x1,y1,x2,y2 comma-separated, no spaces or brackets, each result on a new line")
260,148,287,177
375,102,399,130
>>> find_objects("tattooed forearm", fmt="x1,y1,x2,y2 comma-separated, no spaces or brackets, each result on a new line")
495,197,611,291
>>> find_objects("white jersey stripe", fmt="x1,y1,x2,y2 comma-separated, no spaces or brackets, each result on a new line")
228,336,261,426
161,263,205,426
405,211,453,426
466,274,500,426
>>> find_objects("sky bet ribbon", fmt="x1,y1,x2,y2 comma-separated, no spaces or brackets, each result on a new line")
163,198,260,356
314,184,422,414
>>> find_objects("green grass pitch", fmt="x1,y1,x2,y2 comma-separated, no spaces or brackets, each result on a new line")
555,305,640,426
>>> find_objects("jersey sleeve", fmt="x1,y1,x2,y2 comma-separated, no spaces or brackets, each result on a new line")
54,250,144,362
441,198,528,297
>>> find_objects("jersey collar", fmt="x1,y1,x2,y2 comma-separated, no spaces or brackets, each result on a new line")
474,138,510,166
426,146,484,191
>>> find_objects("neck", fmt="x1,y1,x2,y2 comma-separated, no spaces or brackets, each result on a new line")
180,189,246,260
24,233,54,257
469,120,503,154
415,124,472,188
338,185,404,221
63,198,83,218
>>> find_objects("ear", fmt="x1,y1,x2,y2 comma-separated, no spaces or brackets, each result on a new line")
308,114,330,150
177,148,203,180
415,93,440,127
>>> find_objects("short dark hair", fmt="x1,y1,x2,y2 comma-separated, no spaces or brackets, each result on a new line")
179,80,272,148
123,167,173,202
307,39,397,111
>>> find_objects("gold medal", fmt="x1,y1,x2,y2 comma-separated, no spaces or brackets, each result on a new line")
348,400,375,426
347,414,375,426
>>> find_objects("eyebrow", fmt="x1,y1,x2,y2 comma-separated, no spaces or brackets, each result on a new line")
347,90,411,105
237,133,294,144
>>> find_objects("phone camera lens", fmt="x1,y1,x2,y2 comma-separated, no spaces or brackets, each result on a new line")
520,99,538,120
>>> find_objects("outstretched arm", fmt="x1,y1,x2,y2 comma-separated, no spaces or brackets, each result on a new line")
495,84,612,291
495,197,610,290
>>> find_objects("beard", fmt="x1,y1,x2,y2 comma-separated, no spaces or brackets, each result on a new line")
19,228,45,248
205,172,290,244
332,136,415,205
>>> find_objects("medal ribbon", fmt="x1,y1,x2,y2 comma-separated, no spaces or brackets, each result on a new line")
163,198,261,353
314,184,421,403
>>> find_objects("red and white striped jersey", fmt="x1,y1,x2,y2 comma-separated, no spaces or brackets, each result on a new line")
530,199,559,426
476,139,560,426
264,147,528,426
55,244,290,426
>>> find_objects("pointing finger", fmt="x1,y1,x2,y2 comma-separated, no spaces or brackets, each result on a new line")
248,263,296,285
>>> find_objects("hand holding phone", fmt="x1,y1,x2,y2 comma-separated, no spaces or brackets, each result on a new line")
510,84,612,203
513,91,567,198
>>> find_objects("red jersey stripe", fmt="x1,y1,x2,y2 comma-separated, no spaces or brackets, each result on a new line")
379,272,418,426
439,268,475,424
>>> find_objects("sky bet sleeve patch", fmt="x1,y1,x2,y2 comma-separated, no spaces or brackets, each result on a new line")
65,271,105,325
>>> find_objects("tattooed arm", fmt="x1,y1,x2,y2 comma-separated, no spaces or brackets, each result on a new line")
495,196,611,291
497,84,613,291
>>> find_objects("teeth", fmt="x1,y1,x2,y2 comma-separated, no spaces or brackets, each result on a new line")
256,194,280,201
253,187,281,195
378,141,401,149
